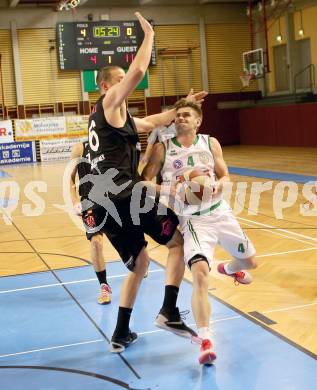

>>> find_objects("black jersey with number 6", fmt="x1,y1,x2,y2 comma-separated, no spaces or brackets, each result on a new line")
88,95,141,200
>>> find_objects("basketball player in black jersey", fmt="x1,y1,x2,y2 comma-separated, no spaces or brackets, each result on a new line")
70,141,112,305
85,12,207,352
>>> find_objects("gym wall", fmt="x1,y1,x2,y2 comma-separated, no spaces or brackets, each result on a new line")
0,30,16,106
0,4,252,109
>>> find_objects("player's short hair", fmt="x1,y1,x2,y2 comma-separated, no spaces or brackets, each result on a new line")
96,66,122,88
174,99,203,118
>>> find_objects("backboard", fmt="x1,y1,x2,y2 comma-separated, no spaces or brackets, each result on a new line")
242,48,265,78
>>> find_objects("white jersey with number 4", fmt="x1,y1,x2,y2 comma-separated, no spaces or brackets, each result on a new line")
161,134,256,268
160,134,224,216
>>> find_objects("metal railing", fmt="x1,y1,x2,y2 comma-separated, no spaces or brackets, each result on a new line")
294,63,315,96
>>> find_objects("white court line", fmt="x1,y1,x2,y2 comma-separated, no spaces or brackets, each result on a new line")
0,317,241,360
255,247,317,258
238,216,317,244
1,244,316,295
0,304,315,359
0,339,104,359
213,246,317,265
240,219,317,247
263,302,317,314
0,269,164,295
138,315,242,336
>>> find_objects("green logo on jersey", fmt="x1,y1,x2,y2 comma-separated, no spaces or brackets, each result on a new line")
199,152,211,164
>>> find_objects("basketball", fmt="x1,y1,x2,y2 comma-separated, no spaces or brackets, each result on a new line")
177,168,215,205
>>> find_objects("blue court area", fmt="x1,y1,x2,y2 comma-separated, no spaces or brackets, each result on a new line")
0,261,316,390
0,170,10,178
228,166,317,184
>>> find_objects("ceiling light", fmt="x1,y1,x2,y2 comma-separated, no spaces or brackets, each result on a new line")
299,10,304,38
276,18,282,43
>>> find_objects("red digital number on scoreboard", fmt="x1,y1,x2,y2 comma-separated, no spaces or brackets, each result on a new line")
125,53,135,64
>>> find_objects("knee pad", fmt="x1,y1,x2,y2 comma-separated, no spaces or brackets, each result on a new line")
188,255,209,270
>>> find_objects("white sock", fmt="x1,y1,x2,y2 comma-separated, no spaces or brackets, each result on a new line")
224,259,242,274
197,327,212,341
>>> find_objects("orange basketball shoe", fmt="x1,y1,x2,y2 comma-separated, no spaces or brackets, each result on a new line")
97,283,112,305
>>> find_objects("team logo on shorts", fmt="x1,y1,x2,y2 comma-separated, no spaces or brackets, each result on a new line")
199,152,211,164
84,214,96,229
161,218,174,237
173,159,183,169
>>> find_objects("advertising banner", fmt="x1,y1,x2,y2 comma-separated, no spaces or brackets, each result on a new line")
40,137,87,162
65,115,89,136
0,142,36,165
0,120,14,143
15,117,66,140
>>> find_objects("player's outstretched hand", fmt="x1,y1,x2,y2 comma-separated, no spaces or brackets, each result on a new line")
135,12,154,36
185,88,208,105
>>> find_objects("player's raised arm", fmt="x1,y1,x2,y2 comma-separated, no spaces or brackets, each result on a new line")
104,12,154,108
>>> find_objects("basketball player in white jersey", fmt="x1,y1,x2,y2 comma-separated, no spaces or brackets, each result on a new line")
142,99,257,365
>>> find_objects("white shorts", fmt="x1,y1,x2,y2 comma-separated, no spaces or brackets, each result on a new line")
179,202,256,269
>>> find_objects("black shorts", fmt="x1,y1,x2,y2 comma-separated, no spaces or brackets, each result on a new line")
82,199,179,271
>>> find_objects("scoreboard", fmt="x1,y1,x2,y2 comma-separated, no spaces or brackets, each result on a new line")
57,21,156,70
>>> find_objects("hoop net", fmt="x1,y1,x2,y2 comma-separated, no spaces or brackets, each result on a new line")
240,73,252,87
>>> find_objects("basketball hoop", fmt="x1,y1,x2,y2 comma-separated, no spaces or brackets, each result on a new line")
240,73,253,88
